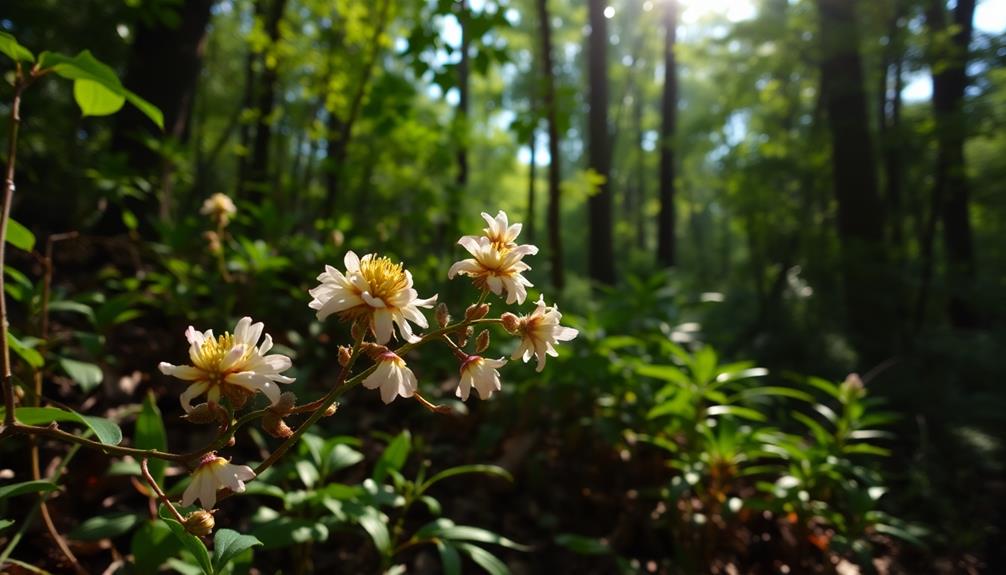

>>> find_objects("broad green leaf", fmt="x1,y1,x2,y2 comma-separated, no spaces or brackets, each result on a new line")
0,519,13,531
373,430,410,484
5,406,122,445
68,511,142,540
0,480,58,501
436,540,462,575
0,31,34,63
132,520,181,574
325,443,364,475
8,331,43,368
135,392,168,484
211,529,262,573
124,90,165,130
6,219,35,252
636,364,692,389
732,386,813,403
415,519,530,551
692,346,718,385
164,517,214,575
714,367,770,386
420,465,512,494
59,357,103,393
73,79,125,117
295,460,320,489
456,542,510,575
555,533,611,555
250,516,329,551
350,504,391,554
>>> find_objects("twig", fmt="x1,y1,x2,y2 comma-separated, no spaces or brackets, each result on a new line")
140,458,185,524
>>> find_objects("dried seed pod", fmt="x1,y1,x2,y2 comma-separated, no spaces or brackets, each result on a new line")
222,385,254,410
475,329,491,354
324,402,339,417
436,303,450,328
184,403,223,425
338,345,353,367
465,303,491,321
262,412,293,439
272,391,297,415
456,325,474,347
501,312,520,334
361,342,390,360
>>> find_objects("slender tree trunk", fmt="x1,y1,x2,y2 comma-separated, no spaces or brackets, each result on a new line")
587,0,615,284
323,0,391,216
236,0,264,194
657,0,678,268
633,94,646,250
449,0,470,248
101,0,215,236
527,129,537,245
537,0,564,291
246,0,288,202
816,0,892,362
920,0,977,329
879,2,906,249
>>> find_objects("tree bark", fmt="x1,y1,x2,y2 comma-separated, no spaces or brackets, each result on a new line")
587,0,615,285
449,0,470,248
102,0,215,235
920,0,977,329
536,0,564,291
879,0,905,249
236,0,264,194
657,0,678,268
246,0,289,203
816,0,892,362
527,129,537,245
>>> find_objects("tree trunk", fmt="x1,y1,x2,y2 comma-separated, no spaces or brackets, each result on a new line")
449,0,470,249
587,0,615,285
322,0,392,216
921,0,977,329
536,0,564,291
657,0,678,268
102,0,215,236
246,0,289,203
816,0,892,362
879,1,905,249
236,0,264,195
527,129,537,245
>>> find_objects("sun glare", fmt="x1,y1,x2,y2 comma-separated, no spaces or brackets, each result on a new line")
677,0,756,24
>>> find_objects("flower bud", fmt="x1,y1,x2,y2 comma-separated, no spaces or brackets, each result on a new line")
362,343,390,361
272,391,297,415
841,373,865,398
456,326,474,347
436,303,450,328
338,345,353,367
184,403,225,425
324,402,339,417
262,412,293,439
222,384,254,410
465,303,491,321
475,329,491,354
501,312,520,334
183,510,215,536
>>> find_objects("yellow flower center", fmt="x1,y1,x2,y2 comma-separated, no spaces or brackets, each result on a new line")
359,256,409,301
191,333,251,383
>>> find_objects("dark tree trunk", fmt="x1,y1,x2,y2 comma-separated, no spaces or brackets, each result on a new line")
236,0,264,194
536,0,564,291
527,129,537,245
102,0,215,236
657,0,678,268
246,0,288,203
920,0,977,329
816,0,892,362
879,1,906,249
322,0,391,216
587,0,615,285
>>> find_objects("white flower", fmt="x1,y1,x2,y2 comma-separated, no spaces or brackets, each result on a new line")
181,454,255,510
510,295,578,372
362,352,418,404
467,211,523,250
200,193,237,226
448,237,538,305
308,251,437,344
159,317,295,412
456,355,507,401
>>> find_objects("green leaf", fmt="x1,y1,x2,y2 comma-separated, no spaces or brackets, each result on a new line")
350,504,391,554
132,519,181,574
8,331,43,368
0,519,13,532
136,392,168,484
636,364,692,389
5,406,122,445
705,405,767,422
0,480,58,501
325,443,365,475
164,517,214,575
295,460,320,489
733,386,812,403
692,346,718,385
73,79,125,117
436,540,462,575
48,301,96,323
0,32,34,63
68,511,142,541
555,533,612,555
373,430,411,484
416,519,530,551
420,465,512,494
38,50,163,129
250,516,329,551
456,542,510,575
6,218,35,252
211,529,262,573
59,357,103,393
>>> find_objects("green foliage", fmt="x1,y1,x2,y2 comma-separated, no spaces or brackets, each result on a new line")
3,406,122,445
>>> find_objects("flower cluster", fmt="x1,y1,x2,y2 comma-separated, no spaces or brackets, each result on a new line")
157,210,576,519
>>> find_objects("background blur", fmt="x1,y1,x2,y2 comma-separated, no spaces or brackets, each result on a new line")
1,0,1004,573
